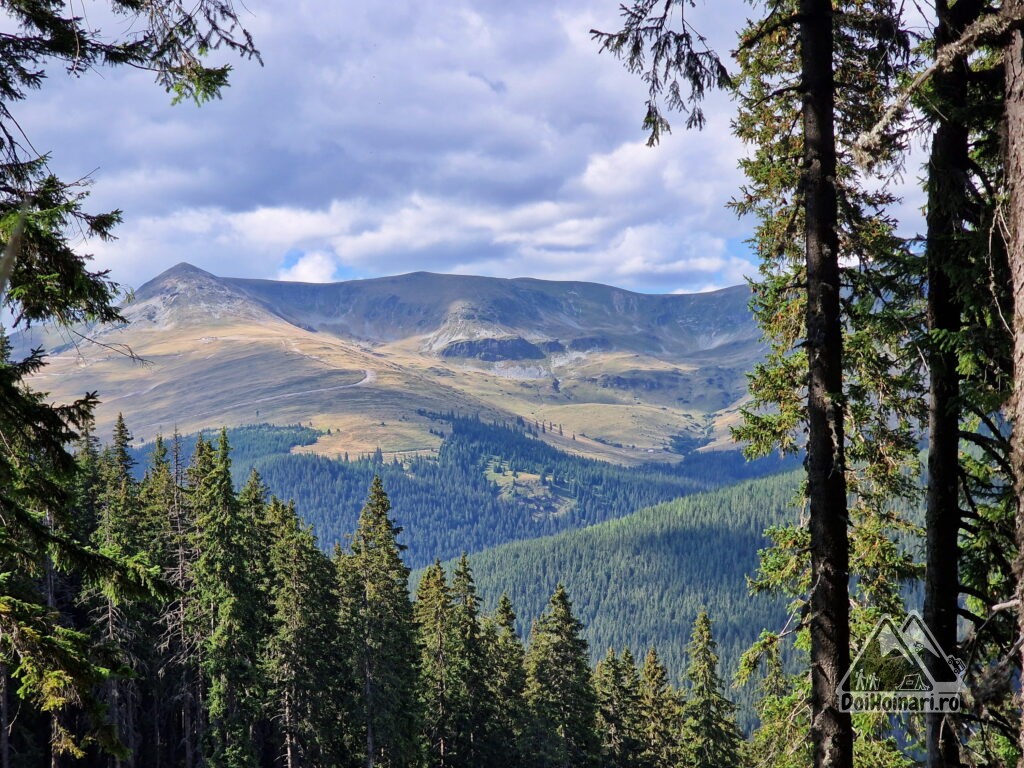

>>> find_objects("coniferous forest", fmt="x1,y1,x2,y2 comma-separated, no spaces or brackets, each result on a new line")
2,418,745,767
13,0,1024,767
129,418,796,568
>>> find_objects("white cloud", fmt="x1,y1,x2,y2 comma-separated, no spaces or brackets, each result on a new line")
277,252,339,283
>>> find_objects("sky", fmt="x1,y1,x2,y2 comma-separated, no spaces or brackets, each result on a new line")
16,0,925,295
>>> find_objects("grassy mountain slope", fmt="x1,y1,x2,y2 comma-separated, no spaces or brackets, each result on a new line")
25,263,764,464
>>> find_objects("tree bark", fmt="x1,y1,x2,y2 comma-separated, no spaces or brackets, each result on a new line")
1004,3,1024,764
923,4,970,766
1,663,9,768
800,3,853,768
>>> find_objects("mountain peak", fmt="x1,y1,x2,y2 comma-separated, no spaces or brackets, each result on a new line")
128,262,273,328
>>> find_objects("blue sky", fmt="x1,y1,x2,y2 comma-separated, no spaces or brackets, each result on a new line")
19,0,923,294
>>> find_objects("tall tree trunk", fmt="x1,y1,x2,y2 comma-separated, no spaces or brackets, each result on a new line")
365,652,375,768
183,685,194,768
1004,3,1024,763
800,3,852,768
924,4,971,766
43,512,60,768
108,599,123,768
1,663,9,768
285,690,296,768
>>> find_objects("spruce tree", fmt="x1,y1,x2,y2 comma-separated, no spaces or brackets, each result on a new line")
88,413,148,765
135,433,179,766
264,497,344,768
448,555,488,768
336,476,420,768
189,430,264,767
0,0,258,759
481,594,528,768
523,584,599,768
593,648,644,768
164,430,203,768
415,561,454,768
636,648,682,768
679,612,743,768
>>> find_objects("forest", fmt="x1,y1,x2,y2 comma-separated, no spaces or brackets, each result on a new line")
1,421,748,767
129,418,794,568
8,0,1024,767
421,472,806,731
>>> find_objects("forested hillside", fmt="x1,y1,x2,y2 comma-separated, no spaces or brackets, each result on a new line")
133,417,796,567
422,472,800,720
4,419,749,767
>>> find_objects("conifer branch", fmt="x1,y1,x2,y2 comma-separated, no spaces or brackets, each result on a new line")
854,10,1024,168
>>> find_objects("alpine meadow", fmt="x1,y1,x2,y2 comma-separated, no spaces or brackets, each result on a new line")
9,1,1024,768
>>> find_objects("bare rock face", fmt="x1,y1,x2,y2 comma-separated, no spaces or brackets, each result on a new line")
129,262,278,328
440,337,546,362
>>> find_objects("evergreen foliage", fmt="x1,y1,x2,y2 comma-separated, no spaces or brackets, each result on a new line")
336,476,421,768
4,425,759,768
423,471,799,722
679,612,744,768
593,648,644,768
481,595,530,768
189,431,266,767
637,648,683,768
264,497,345,767
243,415,796,567
523,584,601,768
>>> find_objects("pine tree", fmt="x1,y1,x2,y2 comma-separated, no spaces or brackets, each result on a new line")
593,648,644,768
524,584,600,768
336,476,420,768
415,561,454,768
264,498,344,768
636,648,682,768
189,430,264,767
481,594,528,768
679,612,743,768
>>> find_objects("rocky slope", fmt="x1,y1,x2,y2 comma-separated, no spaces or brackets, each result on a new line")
22,263,763,462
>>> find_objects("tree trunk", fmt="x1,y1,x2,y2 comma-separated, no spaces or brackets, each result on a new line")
365,650,375,768
0,663,9,768
183,684,194,768
923,3,970,766
800,3,853,768
285,690,296,768
1004,3,1024,764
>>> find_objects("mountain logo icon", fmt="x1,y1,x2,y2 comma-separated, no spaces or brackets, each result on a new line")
837,612,964,713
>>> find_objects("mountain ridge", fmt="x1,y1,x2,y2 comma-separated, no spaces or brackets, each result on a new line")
135,262,756,359
25,263,763,463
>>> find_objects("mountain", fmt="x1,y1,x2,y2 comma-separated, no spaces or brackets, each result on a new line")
22,263,762,462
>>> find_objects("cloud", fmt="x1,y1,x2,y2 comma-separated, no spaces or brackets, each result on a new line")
277,251,340,283
10,0,923,296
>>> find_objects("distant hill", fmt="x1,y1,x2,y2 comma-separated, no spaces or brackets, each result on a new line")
422,471,802,727
22,263,763,464
130,418,797,568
